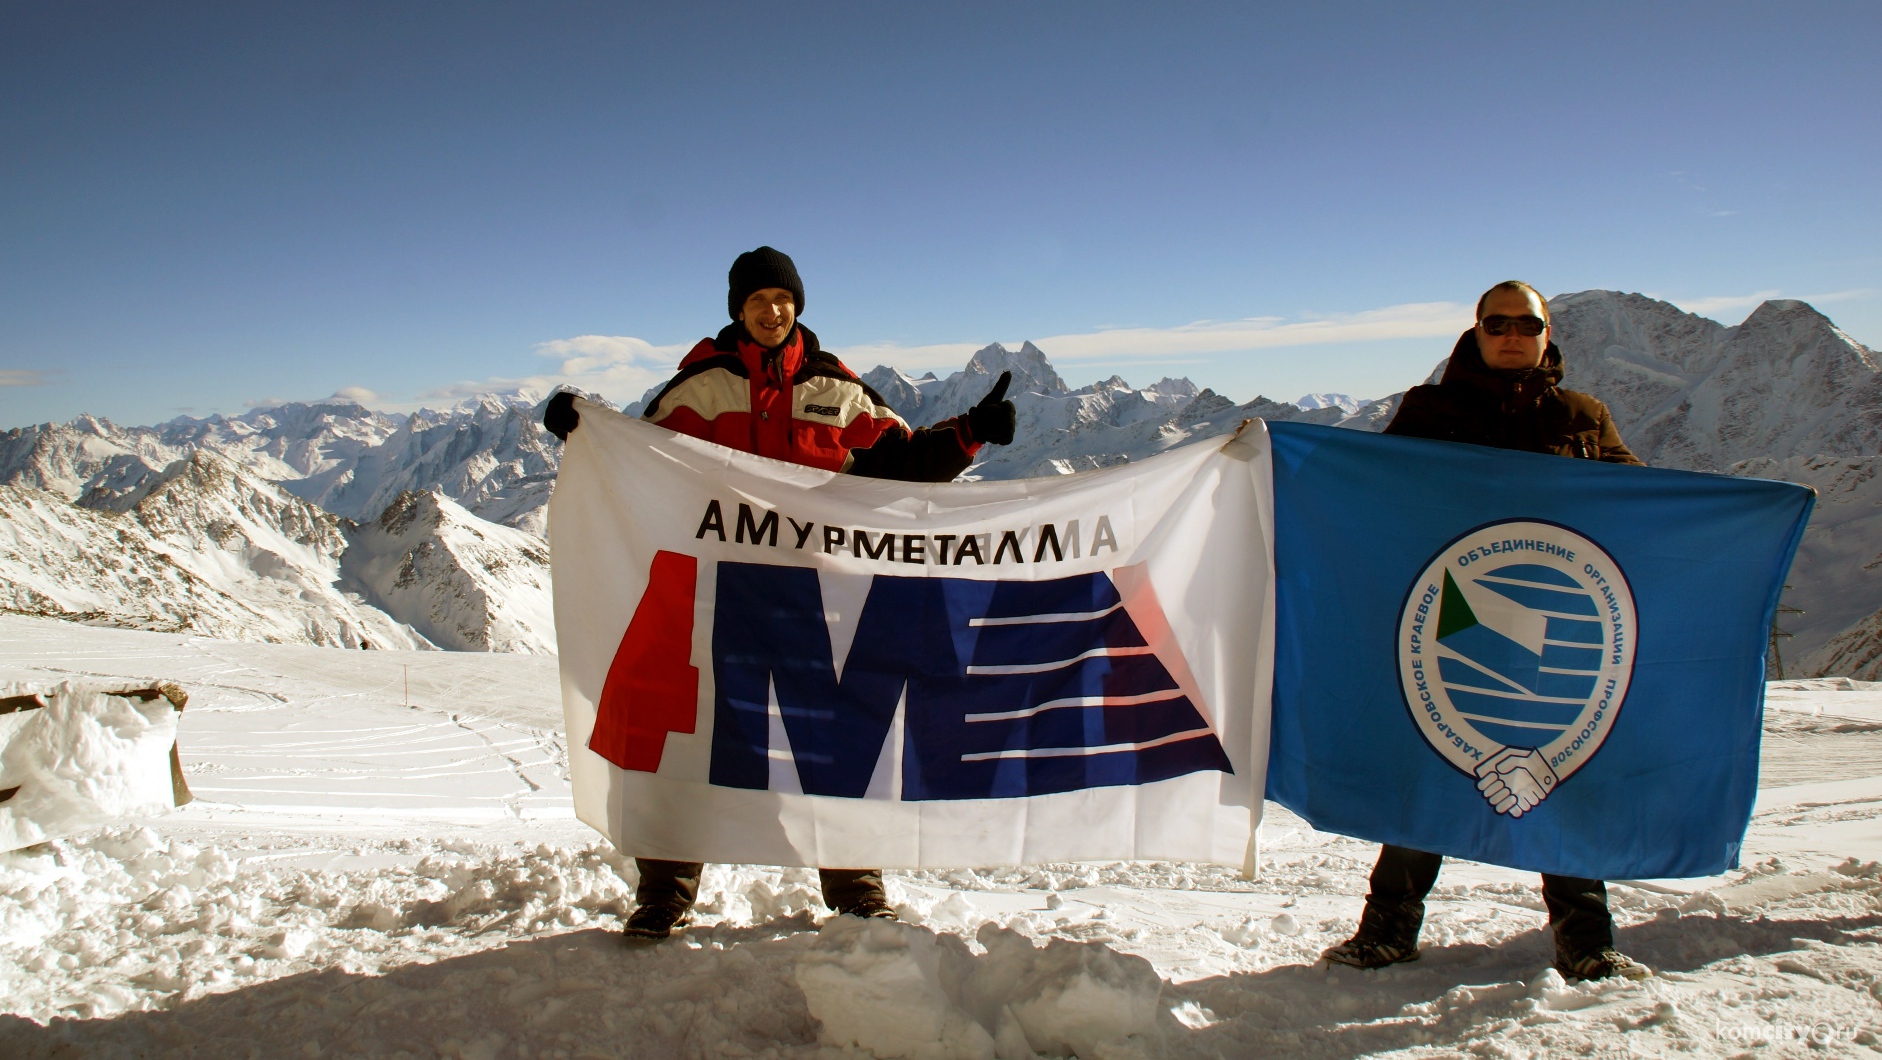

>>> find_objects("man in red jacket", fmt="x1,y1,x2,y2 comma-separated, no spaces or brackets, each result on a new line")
544,247,1016,939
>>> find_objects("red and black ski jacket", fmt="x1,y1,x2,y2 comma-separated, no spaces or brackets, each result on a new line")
642,323,980,482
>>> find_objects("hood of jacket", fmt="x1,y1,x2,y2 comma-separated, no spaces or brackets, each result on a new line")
1439,327,1565,404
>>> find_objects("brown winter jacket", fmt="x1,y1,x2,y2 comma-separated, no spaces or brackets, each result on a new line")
1384,329,1643,465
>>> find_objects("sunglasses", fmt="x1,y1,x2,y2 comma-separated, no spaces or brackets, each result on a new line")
1479,314,1547,337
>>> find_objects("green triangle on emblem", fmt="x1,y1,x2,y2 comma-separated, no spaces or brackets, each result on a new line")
1436,569,1479,641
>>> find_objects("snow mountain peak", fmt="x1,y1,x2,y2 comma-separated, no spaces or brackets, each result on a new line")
1295,393,1362,414
959,341,1069,396
343,489,554,654
0,447,415,649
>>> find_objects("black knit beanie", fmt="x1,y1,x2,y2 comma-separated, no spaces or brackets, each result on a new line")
727,246,805,320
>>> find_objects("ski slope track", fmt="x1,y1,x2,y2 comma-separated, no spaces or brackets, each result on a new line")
0,618,1880,1057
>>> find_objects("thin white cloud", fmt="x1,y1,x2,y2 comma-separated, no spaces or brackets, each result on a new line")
0,369,52,387
824,341,989,375
379,299,1475,411
830,301,1475,376
1667,288,1877,319
533,334,691,376
231,339,686,415
1669,290,1782,315
1800,288,1879,305
393,334,691,410
409,377,556,408
407,363,674,413
1034,302,1473,361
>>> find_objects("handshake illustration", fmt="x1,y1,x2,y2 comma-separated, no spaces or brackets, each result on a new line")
1473,746,1558,818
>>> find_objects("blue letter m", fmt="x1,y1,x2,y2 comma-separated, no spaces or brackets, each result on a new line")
709,561,1232,799
709,562,911,796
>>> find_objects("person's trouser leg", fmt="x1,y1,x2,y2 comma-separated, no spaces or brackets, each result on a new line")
635,858,703,912
818,868,885,913
1541,874,1613,956
1358,845,1444,943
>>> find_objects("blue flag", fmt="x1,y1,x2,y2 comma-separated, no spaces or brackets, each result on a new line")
1265,421,1814,880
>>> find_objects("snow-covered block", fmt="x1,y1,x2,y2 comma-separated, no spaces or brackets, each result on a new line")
795,916,996,1060
968,925,1161,1060
0,681,190,852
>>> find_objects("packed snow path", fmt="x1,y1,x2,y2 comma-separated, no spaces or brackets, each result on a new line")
2,615,1880,1057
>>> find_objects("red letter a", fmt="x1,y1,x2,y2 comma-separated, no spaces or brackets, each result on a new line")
588,550,699,772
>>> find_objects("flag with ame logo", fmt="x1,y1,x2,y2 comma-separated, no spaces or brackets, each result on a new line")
550,401,1274,870
1264,422,1814,880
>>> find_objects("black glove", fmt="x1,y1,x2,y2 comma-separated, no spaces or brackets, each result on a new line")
966,371,1016,446
543,391,579,441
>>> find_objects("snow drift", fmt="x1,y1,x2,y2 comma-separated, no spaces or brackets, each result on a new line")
0,682,189,852
5,619,1882,1057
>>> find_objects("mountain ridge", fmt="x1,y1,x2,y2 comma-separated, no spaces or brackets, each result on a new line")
3,289,1878,670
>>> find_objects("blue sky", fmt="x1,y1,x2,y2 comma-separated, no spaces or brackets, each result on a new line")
3,2,1878,427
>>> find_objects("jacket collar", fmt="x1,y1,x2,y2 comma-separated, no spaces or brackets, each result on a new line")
714,322,820,385
1440,327,1564,402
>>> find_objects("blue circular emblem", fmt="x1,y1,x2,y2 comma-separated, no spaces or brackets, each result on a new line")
1396,520,1637,817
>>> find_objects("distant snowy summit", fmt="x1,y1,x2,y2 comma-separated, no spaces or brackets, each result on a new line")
3,291,1882,671
346,488,556,653
858,340,1070,422
0,389,564,534
1293,393,1364,415
855,341,1377,479
0,393,561,654
0,449,420,649
1537,292,1882,676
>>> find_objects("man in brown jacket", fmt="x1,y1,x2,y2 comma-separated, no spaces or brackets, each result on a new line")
1322,280,1652,982
1382,283,1639,463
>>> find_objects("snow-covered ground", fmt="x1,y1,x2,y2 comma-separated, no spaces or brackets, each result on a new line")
2,615,1880,1058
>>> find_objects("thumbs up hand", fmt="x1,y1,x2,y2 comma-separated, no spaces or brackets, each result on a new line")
966,371,1016,446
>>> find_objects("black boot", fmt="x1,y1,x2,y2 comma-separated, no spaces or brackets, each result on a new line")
1543,875,1650,980
821,868,895,919
1324,845,1442,968
624,858,702,940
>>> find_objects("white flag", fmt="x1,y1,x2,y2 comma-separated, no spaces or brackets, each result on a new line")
550,400,1274,869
